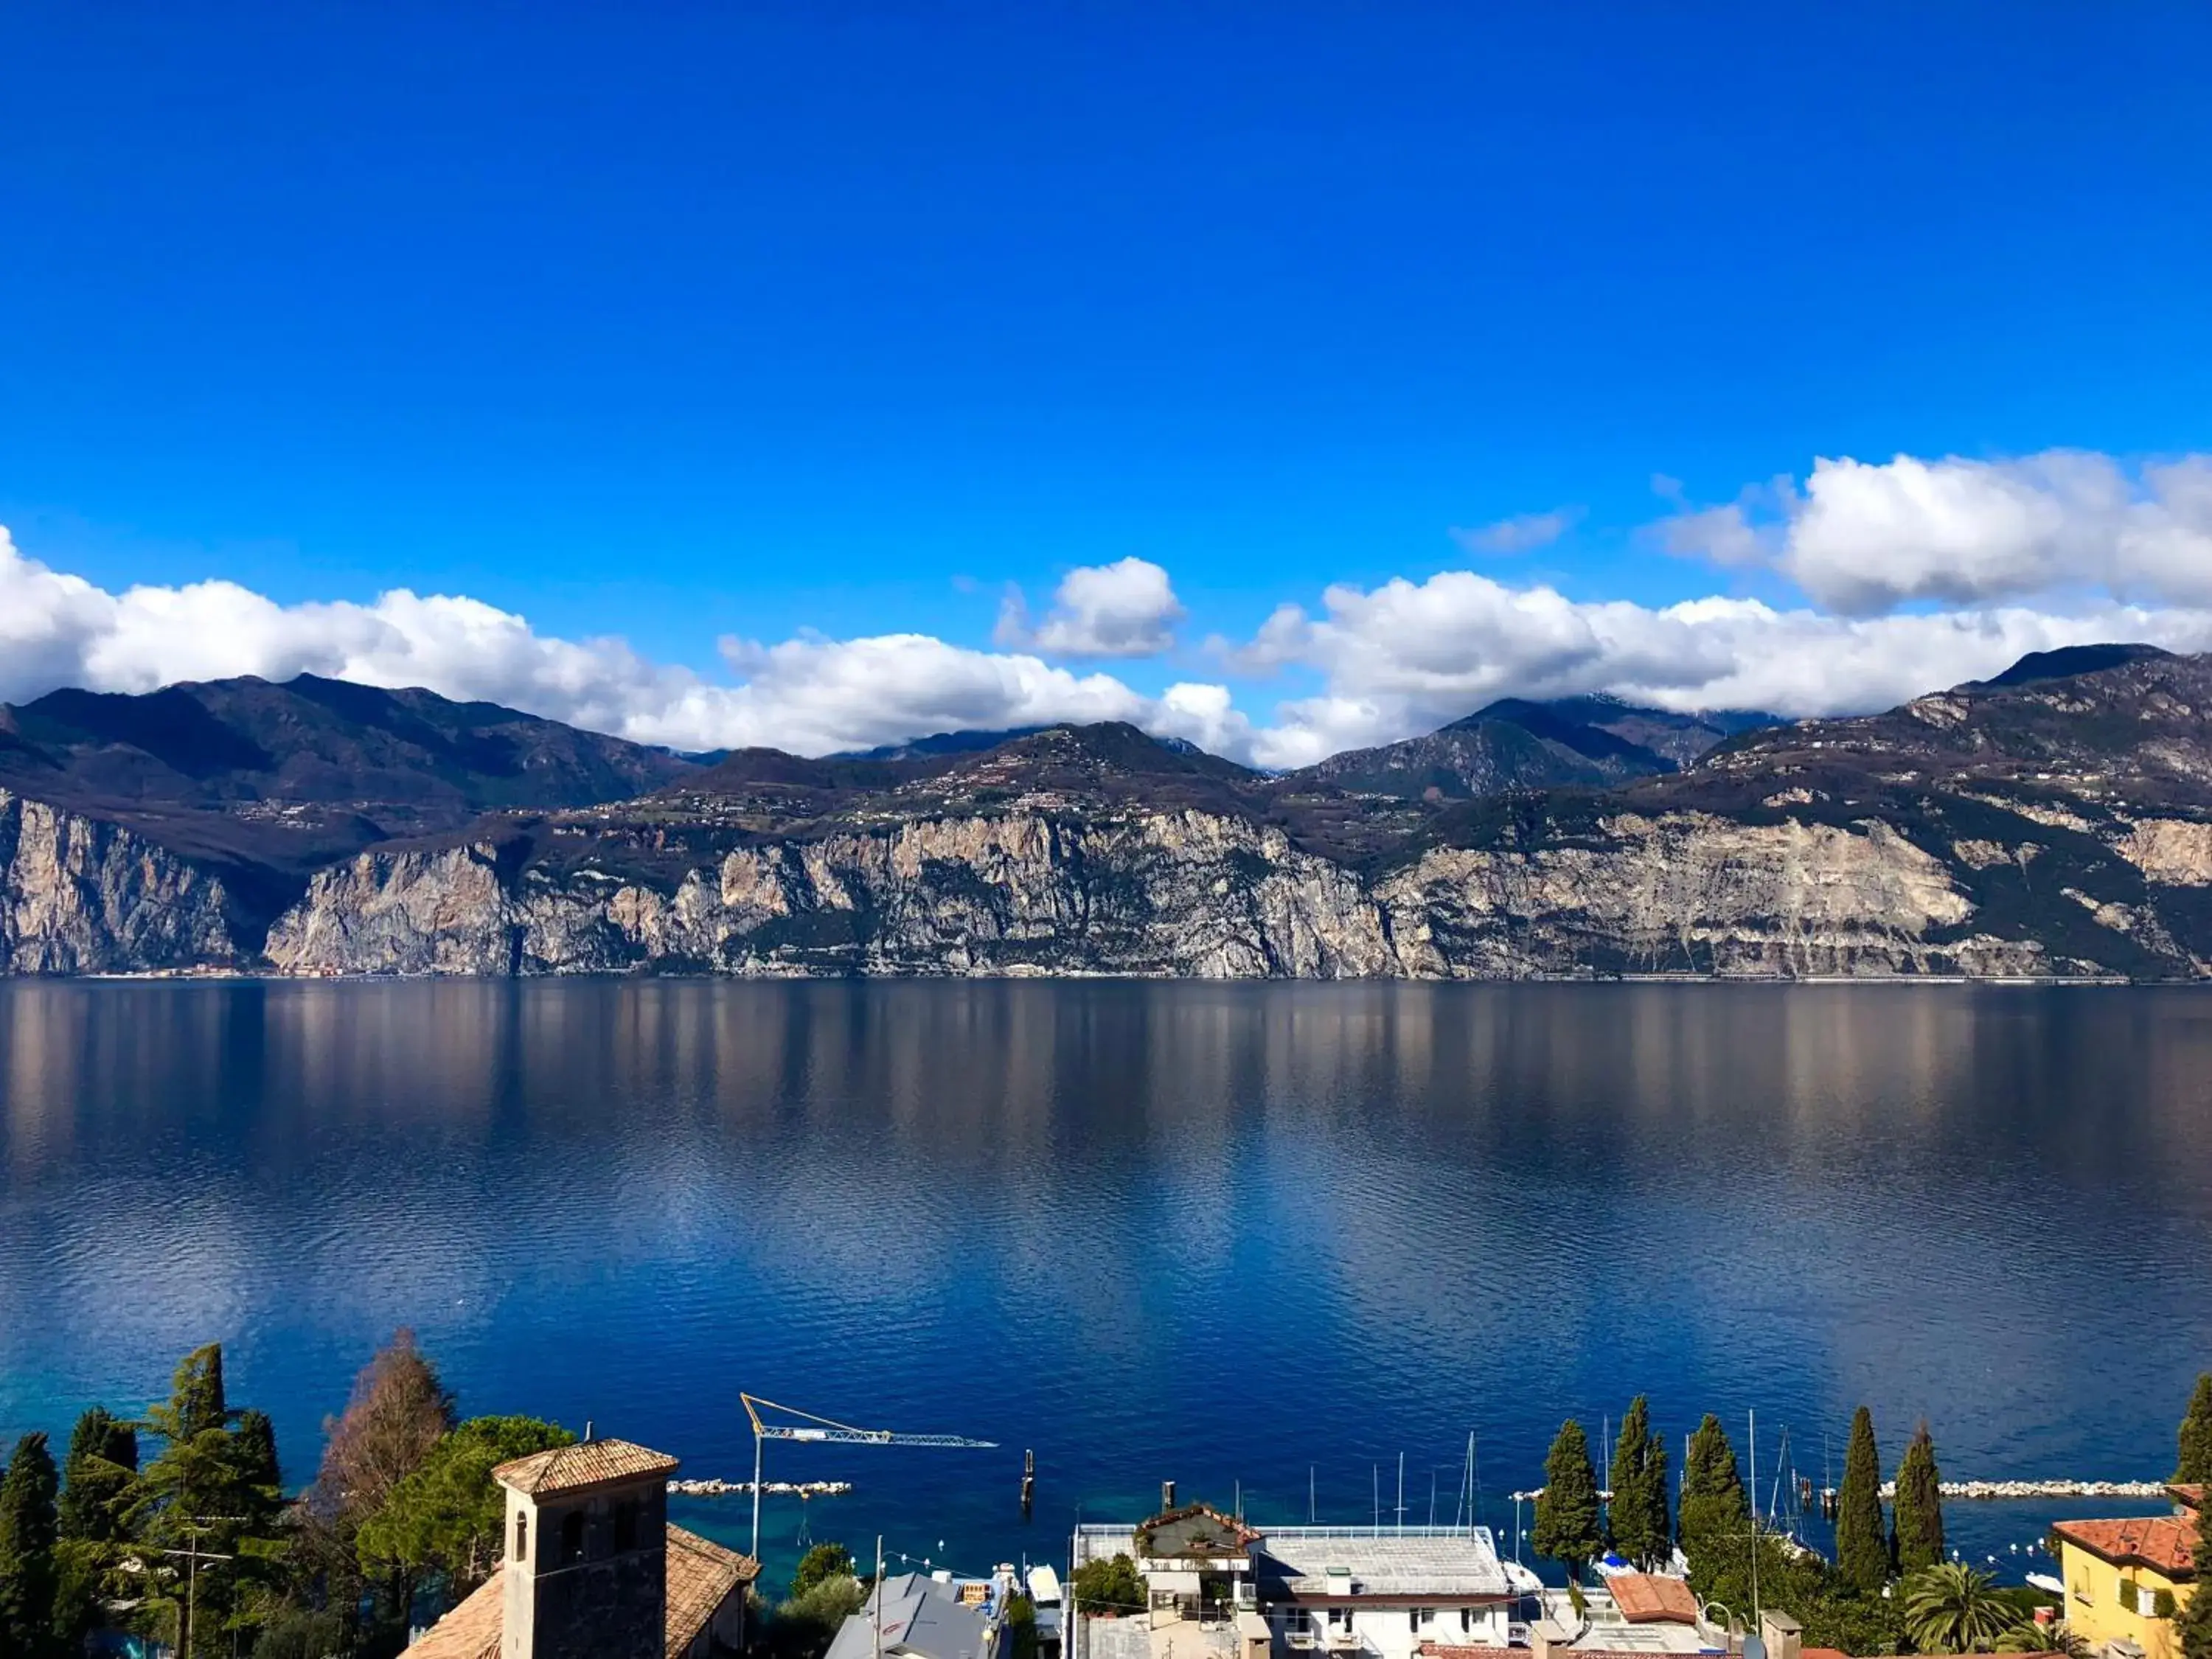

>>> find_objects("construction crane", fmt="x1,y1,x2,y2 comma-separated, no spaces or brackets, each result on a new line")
740,1393,998,1559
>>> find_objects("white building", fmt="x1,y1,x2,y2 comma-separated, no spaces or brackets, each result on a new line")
1071,1513,1517,1659
1253,1528,1516,1659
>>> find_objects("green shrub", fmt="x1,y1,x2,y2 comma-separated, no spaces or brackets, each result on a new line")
1070,1554,1145,1617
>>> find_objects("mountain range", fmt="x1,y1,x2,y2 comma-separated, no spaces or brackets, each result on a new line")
5,645,2211,978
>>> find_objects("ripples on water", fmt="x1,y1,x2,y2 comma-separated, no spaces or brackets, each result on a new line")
1,981,2208,1581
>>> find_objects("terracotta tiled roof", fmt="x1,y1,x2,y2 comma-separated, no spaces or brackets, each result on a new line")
2174,1484,2205,1512
1135,1503,1264,1559
406,1575,504,1659
666,1525,761,1653
1801,1646,1852,1659
1607,1573,1700,1624
406,1525,757,1658
493,1438,681,1495
2052,1514,2197,1579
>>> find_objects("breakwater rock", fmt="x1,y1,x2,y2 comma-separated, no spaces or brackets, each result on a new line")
1877,1478,2177,1501
668,1478,853,1498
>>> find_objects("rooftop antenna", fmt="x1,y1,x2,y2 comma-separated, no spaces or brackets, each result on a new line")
741,1393,997,1561
1471,1431,1483,1542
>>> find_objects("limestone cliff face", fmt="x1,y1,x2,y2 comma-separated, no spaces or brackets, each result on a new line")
0,790,240,973
265,813,1402,978
257,807,2090,979
1376,813,2049,978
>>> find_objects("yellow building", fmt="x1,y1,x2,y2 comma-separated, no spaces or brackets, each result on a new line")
2052,1485,2201,1659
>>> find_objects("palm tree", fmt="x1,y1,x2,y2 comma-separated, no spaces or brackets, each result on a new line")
1902,1562,2017,1654
1994,1618,2088,1658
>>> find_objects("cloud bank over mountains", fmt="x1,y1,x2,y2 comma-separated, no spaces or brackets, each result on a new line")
7,447,2212,768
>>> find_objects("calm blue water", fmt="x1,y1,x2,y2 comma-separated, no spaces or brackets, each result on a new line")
2,981,2207,1590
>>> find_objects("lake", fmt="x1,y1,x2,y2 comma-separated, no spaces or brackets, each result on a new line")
1,979,2207,1588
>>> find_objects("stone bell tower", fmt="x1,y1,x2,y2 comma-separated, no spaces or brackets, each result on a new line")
492,1437,680,1659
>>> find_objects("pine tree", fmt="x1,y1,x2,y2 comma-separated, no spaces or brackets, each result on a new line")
1834,1405,1889,1594
1678,1413,1747,1557
1891,1422,1944,1573
54,1407,142,1651
0,1431,62,1658
1609,1399,1671,1570
1534,1419,1603,1581
132,1344,283,1658
58,1408,138,1544
2178,1374,2212,1485
357,1416,574,1593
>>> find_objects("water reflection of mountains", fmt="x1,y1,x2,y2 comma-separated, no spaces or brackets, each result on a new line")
2,981,2207,1578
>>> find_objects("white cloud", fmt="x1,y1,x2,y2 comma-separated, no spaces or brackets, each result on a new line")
993,557,1184,658
0,524,1235,760
1228,567,2212,770
10,447,2212,782
1449,507,1582,555
1657,451,2212,613
700,631,1161,755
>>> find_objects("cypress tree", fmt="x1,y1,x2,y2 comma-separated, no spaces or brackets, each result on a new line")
1891,1422,1944,1573
2170,1488,2211,1659
1834,1405,1889,1594
2178,1373,2212,1485
232,1411,281,1509
171,1343,231,1441
1638,1422,1671,1569
1679,1413,1747,1555
0,1430,62,1658
1609,1399,1671,1570
1534,1419,1603,1581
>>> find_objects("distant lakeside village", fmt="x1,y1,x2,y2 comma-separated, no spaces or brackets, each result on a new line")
0,1338,2204,1659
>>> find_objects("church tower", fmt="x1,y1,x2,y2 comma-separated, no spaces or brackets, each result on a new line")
492,1438,681,1659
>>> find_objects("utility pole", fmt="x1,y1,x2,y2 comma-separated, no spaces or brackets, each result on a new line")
159,1523,237,1659
1747,1412,1761,1638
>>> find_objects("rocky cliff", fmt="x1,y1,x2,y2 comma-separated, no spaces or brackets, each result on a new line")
12,650,2212,979
0,790,242,973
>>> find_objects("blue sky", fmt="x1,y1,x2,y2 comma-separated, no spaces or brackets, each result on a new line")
6,2,2212,762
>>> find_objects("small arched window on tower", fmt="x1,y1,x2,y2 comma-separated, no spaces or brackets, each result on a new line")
613,1500,639,1554
561,1509,585,1565
515,1512,529,1564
